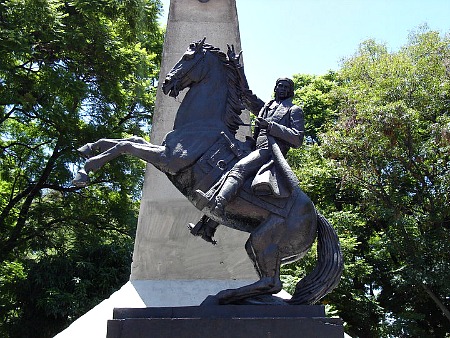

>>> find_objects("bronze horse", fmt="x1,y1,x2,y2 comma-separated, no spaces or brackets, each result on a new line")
73,39,343,305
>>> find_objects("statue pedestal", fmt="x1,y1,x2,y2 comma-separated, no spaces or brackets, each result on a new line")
107,305,344,338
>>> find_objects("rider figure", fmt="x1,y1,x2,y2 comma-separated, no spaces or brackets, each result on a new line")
213,71,305,215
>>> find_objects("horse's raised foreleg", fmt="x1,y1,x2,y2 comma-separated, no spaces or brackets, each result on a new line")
73,141,168,187
78,136,150,158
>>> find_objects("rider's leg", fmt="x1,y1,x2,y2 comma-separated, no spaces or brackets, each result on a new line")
213,148,271,215
213,172,244,215
189,215,219,244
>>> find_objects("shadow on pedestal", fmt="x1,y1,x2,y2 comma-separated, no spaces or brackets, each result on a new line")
107,305,343,338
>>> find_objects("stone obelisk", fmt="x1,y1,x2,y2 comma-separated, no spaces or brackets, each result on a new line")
55,1,256,336
129,0,256,305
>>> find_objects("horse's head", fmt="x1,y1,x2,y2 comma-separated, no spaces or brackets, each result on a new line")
162,38,208,98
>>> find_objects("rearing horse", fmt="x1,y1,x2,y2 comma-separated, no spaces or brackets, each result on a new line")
73,39,343,305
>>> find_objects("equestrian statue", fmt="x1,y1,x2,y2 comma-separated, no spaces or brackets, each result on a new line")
73,38,343,305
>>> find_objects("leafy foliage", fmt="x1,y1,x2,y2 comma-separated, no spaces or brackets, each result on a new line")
292,72,339,144
286,27,450,337
0,0,163,336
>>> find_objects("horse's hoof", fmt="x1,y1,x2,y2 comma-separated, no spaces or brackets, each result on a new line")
72,170,89,187
215,289,236,304
77,143,94,158
200,295,220,306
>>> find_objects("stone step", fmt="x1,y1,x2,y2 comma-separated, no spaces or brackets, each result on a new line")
107,305,343,338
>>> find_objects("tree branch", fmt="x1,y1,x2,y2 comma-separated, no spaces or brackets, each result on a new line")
0,105,20,125
41,183,79,193
0,185,34,229
421,283,450,322
1,140,64,257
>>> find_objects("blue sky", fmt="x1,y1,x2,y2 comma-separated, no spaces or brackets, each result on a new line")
159,0,450,101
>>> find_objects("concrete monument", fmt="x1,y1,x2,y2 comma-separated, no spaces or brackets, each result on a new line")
126,0,259,302
63,0,345,336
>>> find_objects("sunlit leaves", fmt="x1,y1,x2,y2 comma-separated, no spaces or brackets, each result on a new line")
292,72,339,143
287,27,450,336
0,1,163,336
323,28,450,336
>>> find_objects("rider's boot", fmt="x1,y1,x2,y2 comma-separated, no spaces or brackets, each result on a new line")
213,175,244,217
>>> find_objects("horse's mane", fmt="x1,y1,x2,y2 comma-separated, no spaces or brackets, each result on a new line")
201,43,244,135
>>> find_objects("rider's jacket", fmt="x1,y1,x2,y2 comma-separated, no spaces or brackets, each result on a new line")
254,97,304,155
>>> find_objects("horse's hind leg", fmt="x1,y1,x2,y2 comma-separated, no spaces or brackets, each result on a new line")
215,215,284,304
78,136,150,158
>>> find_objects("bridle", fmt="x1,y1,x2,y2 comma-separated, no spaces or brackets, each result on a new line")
163,38,210,98
171,46,206,84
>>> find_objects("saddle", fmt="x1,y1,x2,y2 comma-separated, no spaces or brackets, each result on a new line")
251,159,290,198
193,133,298,218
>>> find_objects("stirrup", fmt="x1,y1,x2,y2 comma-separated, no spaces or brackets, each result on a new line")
195,189,215,210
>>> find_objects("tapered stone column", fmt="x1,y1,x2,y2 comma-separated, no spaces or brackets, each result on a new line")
129,0,257,305
55,2,257,336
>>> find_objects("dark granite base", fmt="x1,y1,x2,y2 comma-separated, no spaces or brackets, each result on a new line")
107,305,344,338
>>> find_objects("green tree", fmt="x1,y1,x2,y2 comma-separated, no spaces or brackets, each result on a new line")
0,0,163,336
292,72,339,144
285,73,383,337
285,27,450,337
321,28,450,336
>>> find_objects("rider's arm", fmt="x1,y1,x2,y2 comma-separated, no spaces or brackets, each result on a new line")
235,66,264,114
226,45,265,114
267,106,304,148
241,89,265,114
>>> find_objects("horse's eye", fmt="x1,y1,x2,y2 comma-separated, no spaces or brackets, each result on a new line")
183,52,195,61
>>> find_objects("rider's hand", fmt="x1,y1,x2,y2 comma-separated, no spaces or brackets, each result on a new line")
226,44,242,66
256,117,269,129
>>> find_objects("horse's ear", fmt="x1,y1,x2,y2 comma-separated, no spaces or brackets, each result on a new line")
197,37,206,51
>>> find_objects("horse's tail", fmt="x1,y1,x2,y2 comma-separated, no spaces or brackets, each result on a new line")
287,213,343,305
